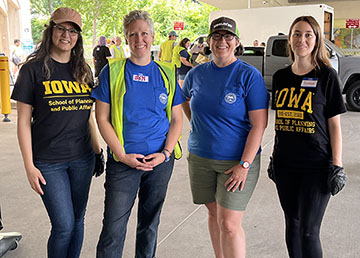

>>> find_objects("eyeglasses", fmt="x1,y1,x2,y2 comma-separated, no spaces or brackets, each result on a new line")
54,25,79,37
211,33,236,41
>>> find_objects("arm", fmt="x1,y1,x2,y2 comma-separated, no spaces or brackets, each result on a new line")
328,115,342,166
180,56,194,68
181,98,191,121
88,111,101,154
95,100,152,170
109,47,115,59
144,104,183,167
225,108,268,191
17,101,46,195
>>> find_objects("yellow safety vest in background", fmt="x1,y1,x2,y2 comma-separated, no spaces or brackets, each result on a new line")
160,40,176,62
110,45,125,59
171,45,185,68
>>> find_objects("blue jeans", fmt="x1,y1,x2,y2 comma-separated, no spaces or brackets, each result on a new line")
96,155,175,258
34,152,95,258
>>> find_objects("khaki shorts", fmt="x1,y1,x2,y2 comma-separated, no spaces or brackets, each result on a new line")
187,153,260,211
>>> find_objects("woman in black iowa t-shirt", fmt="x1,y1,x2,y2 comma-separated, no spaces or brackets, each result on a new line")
11,7,103,258
271,16,346,258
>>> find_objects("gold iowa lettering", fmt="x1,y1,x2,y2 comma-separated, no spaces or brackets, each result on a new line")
43,80,92,95
275,88,313,114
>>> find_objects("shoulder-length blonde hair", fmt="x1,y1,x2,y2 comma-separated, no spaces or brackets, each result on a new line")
288,16,331,69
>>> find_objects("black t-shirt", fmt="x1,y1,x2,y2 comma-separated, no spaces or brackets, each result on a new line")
11,59,94,162
271,65,346,169
93,45,111,77
179,49,192,75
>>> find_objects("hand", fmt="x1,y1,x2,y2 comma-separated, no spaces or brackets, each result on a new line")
93,149,105,177
224,164,248,192
25,165,46,195
141,152,166,168
118,153,154,171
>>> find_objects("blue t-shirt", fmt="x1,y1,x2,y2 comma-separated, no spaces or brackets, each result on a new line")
182,59,269,160
92,59,186,156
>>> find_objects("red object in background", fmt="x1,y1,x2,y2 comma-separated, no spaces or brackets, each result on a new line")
346,19,359,29
174,21,184,31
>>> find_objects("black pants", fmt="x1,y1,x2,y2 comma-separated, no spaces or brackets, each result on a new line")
274,167,330,258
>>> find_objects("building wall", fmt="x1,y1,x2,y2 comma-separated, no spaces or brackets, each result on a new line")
0,0,32,57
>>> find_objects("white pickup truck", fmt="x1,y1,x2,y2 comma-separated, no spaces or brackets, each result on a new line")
239,35,360,111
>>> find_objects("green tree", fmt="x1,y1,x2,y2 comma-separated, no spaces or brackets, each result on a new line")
30,0,63,44
30,0,218,48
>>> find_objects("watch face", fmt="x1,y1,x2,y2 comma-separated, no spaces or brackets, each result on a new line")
242,161,250,169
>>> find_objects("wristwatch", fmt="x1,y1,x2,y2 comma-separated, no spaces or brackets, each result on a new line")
162,151,170,163
240,160,251,169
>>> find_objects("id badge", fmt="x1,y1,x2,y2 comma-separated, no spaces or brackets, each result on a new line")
301,78,318,88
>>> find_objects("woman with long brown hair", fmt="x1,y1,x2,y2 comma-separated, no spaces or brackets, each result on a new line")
271,16,346,258
11,7,103,258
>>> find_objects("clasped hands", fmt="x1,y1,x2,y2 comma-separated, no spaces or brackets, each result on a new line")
118,152,166,171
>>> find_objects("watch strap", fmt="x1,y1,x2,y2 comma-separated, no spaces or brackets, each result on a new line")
162,151,170,162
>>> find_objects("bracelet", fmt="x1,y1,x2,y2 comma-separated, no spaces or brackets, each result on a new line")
163,148,172,156
162,151,170,163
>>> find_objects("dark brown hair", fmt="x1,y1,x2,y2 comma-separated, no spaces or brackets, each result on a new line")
179,38,190,48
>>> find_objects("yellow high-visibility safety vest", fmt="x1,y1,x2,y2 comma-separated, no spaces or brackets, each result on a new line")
171,45,185,68
160,40,176,62
108,58,182,161
110,45,125,59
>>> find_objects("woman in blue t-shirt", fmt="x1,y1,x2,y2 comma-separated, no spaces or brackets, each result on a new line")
11,7,103,258
182,17,269,258
92,10,185,258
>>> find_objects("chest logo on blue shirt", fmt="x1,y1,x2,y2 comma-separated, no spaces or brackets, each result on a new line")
133,73,149,82
159,93,168,104
224,93,237,104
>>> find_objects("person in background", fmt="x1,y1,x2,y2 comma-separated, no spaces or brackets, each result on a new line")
260,42,266,47
190,37,206,66
92,10,185,258
253,39,259,46
11,7,104,258
93,36,111,77
182,17,269,258
159,30,178,63
109,36,125,59
178,38,194,87
271,16,346,258
10,39,24,78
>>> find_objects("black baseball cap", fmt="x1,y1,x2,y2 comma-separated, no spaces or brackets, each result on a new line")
209,17,239,37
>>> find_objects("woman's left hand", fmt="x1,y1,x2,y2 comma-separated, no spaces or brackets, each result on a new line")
140,153,166,168
224,164,248,192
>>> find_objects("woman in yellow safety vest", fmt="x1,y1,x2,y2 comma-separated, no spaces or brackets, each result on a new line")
177,38,194,87
92,10,185,258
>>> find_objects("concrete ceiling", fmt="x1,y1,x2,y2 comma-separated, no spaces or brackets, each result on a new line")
200,0,360,19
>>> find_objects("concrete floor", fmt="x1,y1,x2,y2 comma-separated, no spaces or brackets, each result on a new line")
0,107,359,258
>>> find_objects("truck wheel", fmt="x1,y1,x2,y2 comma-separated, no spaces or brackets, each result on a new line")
346,82,360,111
